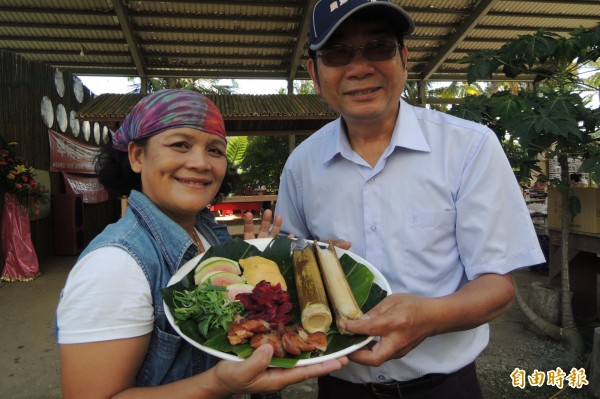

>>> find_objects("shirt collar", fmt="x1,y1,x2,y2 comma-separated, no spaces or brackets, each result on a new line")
323,99,431,164
392,99,431,153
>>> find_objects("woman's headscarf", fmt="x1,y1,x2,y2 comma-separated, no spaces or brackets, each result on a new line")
112,89,226,151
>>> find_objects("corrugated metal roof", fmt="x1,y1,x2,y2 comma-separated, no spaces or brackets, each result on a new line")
1,0,597,82
76,93,339,136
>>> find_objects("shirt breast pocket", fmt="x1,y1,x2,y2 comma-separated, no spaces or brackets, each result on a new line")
401,210,458,281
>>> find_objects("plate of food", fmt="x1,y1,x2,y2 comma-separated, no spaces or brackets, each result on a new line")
162,236,390,367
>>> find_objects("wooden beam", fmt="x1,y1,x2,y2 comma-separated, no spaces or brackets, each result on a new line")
420,0,499,81
288,0,318,81
112,0,146,78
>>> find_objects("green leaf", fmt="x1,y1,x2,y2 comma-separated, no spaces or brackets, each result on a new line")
488,93,527,121
447,95,486,122
226,136,248,166
569,27,600,63
542,95,580,119
178,318,206,344
339,253,374,307
202,237,262,260
580,147,600,177
362,283,387,313
502,60,527,79
502,31,558,68
503,95,582,147
465,56,500,83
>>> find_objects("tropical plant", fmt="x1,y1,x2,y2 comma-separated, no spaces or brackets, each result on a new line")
402,80,484,112
226,136,248,169
277,80,315,95
128,78,239,94
238,136,290,191
450,27,600,356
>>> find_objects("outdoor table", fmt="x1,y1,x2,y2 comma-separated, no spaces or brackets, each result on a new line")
210,195,278,215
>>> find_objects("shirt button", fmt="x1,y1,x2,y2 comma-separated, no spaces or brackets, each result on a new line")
378,374,386,381
368,178,375,184
370,225,376,232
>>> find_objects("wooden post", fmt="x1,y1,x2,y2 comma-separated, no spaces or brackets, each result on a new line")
590,327,600,398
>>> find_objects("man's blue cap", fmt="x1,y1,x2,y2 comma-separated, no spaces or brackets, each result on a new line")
308,0,415,51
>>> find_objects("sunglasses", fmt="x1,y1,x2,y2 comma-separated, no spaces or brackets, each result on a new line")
316,39,402,67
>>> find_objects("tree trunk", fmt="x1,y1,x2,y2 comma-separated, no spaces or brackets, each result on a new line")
558,156,585,356
515,155,584,357
515,281,562,340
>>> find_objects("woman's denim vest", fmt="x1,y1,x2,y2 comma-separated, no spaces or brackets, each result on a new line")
58,190,232,386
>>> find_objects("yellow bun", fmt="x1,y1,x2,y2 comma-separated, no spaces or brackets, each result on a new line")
239,256,287,290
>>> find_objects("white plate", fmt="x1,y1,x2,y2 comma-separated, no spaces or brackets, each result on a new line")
164,237,391,366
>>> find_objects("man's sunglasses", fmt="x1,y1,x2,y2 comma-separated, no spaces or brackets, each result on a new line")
316,39,402,67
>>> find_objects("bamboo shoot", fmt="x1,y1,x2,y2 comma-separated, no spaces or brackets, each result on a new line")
315,242,362,335
292,242,333,333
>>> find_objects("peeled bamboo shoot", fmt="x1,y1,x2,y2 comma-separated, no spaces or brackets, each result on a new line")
315,242,362,335
292,242,333,334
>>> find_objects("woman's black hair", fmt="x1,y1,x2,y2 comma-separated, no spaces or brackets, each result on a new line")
95,139,143,197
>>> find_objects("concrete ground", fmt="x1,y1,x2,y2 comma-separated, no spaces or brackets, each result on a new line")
0,254,594,399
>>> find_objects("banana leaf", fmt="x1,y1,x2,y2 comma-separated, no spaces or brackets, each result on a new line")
161,236,388,368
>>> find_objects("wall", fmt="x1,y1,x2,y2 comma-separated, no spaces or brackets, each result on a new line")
0,50,118,263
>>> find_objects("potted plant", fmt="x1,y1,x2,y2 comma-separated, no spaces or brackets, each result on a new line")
0,137,47,281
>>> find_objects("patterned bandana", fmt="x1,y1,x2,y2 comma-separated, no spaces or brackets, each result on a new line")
112,89,226,151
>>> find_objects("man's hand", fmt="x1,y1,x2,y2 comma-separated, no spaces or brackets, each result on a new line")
338,294,434,366
243,210,282,239
339,273,514,367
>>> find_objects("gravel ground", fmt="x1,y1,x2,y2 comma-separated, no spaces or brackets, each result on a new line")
0,257,595,399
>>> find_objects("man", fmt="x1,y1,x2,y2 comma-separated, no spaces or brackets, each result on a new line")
275,1,545,398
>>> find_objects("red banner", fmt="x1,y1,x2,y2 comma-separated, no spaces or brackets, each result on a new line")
63,172,108,204
48,129,100,174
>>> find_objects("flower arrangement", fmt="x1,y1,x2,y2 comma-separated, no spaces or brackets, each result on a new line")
0,140,46,206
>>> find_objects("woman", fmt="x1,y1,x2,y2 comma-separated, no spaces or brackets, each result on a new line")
55,89,346,398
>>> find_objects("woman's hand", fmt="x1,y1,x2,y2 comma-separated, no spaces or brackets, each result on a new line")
212,344,348,397
243,210,282,239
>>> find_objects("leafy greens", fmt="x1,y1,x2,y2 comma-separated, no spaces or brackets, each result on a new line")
171,285,244,338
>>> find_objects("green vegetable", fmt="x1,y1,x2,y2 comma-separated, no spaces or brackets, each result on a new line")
170,285,244,338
